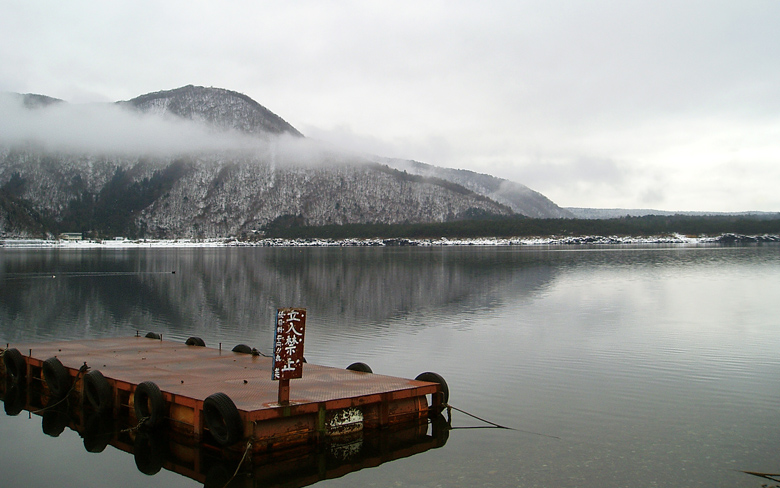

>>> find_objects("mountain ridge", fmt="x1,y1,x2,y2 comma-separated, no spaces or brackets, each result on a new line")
379,158,573,218
1,85,567,239
120,85,303,137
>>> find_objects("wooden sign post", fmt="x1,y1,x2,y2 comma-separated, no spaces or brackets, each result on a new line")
272,308,306,405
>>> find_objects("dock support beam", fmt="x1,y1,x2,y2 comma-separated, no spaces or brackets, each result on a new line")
277,379,290,405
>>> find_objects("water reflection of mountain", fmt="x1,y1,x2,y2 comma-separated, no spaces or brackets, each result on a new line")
0,248,557,342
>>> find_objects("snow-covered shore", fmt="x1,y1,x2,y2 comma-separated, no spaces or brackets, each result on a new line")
2,233,778,248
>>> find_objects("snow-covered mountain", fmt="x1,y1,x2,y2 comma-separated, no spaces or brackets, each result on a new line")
380,158,573,218
121,85,303,137
0,86,566,239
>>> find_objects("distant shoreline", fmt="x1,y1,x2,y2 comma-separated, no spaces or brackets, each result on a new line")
2,233,778,249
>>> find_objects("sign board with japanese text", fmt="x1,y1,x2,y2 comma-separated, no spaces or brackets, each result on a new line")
272,308,306,381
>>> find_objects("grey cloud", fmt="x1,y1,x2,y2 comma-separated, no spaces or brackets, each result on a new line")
513,156,629,190
0,94,335,166
0,94,247,155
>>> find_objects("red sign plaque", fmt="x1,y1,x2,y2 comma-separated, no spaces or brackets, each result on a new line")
272,308,306,381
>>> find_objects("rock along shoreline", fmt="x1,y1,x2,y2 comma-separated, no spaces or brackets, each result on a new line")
1,233,778,248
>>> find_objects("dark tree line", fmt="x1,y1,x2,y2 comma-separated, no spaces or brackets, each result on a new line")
56,162,188,238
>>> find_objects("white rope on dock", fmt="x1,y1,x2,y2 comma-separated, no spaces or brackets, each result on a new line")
220,440,253,488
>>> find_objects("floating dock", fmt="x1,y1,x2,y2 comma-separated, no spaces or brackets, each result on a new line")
0,389,448,488
0,336,446,454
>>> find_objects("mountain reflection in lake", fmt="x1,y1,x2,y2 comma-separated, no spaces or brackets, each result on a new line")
1,245,779,487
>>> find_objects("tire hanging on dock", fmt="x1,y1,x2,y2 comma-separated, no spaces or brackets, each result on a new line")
84,370,113,413
346,362,373,373
415,372,450,405
134,381,166,429
42,357,71,398
2,348,26,384
203,392,244,447
231,344,252,354
185,337,206,347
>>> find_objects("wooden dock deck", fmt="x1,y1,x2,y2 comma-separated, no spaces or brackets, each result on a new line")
1,336,445,452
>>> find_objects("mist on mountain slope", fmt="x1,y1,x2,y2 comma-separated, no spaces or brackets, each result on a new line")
0,93,340,167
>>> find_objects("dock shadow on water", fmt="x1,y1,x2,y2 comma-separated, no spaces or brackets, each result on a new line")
0,377,449,488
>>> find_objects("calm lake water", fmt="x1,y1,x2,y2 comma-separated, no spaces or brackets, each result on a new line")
1,244,779,488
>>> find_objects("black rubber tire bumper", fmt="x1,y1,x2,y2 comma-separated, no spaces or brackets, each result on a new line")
84,369,113,413
3,348,26,384
134,381,166,429
42,357,71,398
346,362,373,373
185,337,206,347
415,371,450,405
203,392,243,446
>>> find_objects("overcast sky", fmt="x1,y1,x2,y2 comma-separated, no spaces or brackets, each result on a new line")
2,1,779,211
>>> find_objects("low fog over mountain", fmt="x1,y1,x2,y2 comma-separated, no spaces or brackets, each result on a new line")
379,158,572,219
0,85,570,239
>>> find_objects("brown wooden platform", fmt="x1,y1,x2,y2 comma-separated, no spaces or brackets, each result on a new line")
1,336,443,451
